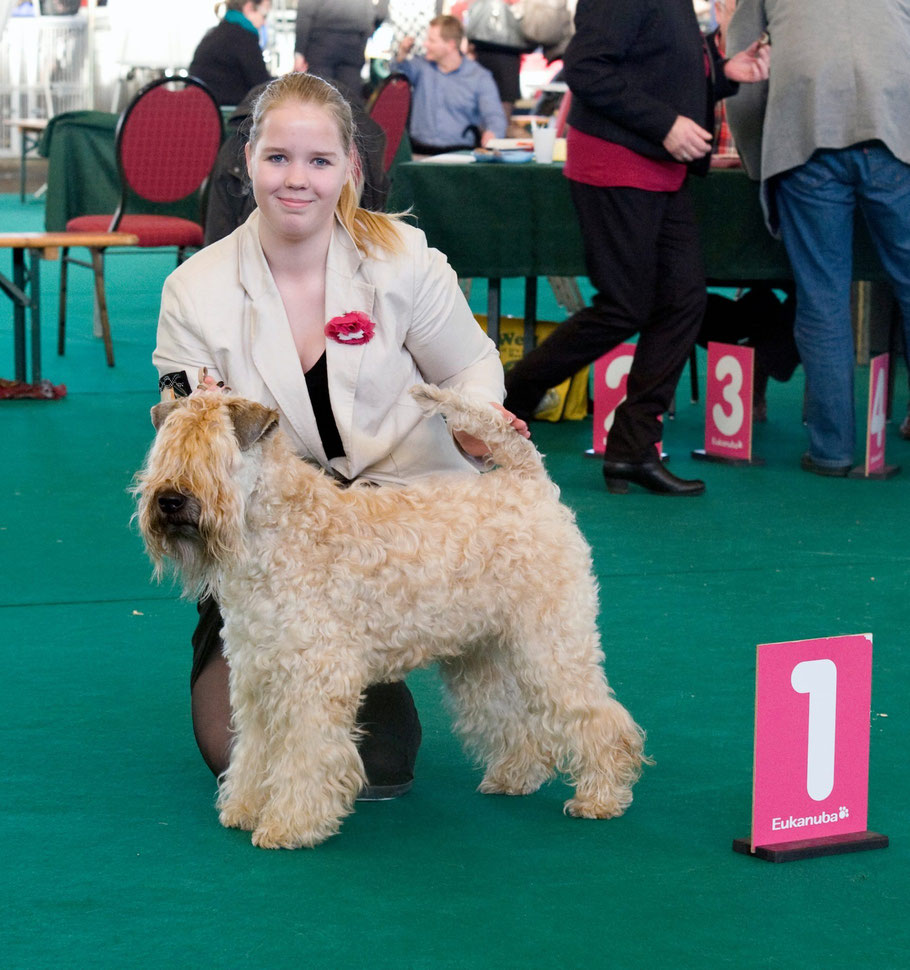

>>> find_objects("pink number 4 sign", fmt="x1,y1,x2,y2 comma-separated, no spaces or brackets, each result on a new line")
748,634,875,853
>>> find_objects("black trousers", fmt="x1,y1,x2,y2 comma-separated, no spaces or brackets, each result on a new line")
504,180,707,461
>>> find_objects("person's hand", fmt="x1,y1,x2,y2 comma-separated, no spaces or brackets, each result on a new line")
453,403,531,457
479,129,497,148
724,39,771,83
293,52,308,73
193,367,230,394
662,115,713,163
396,36,415,61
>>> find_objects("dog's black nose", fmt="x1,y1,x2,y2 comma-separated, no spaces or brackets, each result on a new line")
157,492,187,514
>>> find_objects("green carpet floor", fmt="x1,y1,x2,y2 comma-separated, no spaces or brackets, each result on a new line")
2,192,908,969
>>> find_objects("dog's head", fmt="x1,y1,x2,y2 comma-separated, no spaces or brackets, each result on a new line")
132,394,279,595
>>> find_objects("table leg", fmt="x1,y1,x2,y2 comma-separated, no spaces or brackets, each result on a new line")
28,248,42,383
13,250,27,382
487,278,501,347
523,277,537,356
20,134,27,204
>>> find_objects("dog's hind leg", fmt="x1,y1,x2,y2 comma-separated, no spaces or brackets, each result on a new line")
251,663,366,849
441,646,555,796
510,620,647,819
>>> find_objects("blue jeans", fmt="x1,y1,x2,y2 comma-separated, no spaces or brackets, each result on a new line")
776,143,910,466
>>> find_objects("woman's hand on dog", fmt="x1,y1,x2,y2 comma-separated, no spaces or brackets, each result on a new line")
194,367,231,394
453,403,531,457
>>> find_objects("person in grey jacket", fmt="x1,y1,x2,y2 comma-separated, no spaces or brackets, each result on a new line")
294,0,386,103
726,0,910,476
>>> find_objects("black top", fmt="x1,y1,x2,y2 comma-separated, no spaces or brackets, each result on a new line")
304,351,345,461
564,0,737,176
188,20,272,107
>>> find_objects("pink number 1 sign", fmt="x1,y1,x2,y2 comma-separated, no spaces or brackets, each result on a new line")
733,634,888,862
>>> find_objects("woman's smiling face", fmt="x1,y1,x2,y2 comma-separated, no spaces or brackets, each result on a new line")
246,102,350,244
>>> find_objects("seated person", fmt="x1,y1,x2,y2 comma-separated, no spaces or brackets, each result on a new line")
393,14,506,154
189,0,272,107
204,80,391,246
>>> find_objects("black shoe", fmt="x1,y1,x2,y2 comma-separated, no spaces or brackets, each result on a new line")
355,681,422,801
800,452,851,478
602,458,705,496
900,411,910,441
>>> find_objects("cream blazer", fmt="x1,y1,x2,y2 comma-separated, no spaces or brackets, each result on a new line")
154,211,504,486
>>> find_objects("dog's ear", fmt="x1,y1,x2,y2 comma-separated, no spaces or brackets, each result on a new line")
150,399,182,431
227,400,280,451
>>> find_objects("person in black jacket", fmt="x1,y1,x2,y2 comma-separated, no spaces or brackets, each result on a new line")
503,0,768,496
189,0,272,107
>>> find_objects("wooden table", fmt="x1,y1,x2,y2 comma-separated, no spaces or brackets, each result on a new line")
8,118,48,204
0,232,138,384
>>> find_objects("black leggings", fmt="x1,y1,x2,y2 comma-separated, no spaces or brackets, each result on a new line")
189,597,422,780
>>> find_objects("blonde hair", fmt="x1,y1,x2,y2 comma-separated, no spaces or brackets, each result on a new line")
248,73,406,257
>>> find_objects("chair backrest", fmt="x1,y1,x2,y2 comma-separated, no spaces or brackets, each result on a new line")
113,75,223,221
367,73,412,173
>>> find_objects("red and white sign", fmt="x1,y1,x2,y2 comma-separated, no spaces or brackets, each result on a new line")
749,634,873,851
704,342,754,461
592,343,661,456
864,353,889,475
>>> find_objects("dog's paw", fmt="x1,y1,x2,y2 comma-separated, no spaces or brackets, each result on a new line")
479,762,551,796
251,816,341,850
563,793,630,819
478,776,543,796
218,803,258,831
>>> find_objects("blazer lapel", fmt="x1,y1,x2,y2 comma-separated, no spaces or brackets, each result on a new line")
240,214,326,460
323,225,376,474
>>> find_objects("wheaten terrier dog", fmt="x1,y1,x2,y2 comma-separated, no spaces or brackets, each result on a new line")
134,385,647,849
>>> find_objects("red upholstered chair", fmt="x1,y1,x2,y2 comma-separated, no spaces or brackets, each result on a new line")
367,73,412,173
58,75,223,366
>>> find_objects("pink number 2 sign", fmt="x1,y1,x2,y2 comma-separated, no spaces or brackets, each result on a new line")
736,634,888,861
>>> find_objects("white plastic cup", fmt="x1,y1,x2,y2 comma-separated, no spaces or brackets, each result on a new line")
532,125,557,164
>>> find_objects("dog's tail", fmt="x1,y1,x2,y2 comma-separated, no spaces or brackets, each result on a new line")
411,383,545,478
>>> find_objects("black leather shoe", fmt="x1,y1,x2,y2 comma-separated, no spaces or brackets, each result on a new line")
602,458,705,496
800,452,851,478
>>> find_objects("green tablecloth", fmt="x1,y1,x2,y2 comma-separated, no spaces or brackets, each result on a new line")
39,110,205,232
389,160,887,284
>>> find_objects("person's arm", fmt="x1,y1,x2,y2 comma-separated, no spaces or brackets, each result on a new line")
154,274,224,399
723,0,770,180
400,232,528,454
475,70,507,143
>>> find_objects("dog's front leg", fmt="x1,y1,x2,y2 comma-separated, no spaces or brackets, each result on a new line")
217,669,270,832
252,664,366,849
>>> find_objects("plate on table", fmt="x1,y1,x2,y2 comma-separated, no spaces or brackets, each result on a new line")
472,148,535,164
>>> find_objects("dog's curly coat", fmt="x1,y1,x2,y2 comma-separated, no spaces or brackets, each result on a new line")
134,385,647,848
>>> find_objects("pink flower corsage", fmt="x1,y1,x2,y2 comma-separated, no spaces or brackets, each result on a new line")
325,311,375,346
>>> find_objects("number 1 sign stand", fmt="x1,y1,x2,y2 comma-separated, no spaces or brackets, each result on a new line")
692,342,764,465
848,353,901,479
733,634,888,862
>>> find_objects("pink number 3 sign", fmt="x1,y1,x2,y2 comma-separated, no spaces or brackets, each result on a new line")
736,634,888,861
